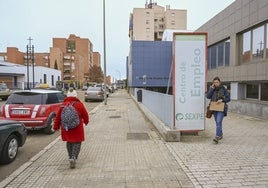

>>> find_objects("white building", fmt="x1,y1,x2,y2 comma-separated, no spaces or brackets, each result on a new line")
0,61,61,89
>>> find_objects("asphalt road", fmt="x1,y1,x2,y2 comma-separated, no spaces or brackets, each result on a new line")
0,89,103,182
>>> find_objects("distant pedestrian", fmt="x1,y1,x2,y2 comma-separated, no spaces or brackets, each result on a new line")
206,76,230,143
67,87,77,97
53,96,89,168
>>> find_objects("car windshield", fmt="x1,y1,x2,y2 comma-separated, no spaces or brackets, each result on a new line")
6,92,45,105
87,87,102,91
0,84,8,90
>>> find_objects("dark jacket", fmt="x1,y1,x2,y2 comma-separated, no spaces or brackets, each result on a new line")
207,85,230,115
54,96,89,142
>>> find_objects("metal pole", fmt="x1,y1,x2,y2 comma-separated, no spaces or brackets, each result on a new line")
32,45,35,88
26,45,29,89
103,0,107,105
27,37,33,88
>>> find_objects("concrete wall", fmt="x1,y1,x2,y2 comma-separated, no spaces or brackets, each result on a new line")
132,88,180,142
229,100,268,119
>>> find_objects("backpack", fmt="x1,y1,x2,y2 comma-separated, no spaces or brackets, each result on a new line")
61,101,80,131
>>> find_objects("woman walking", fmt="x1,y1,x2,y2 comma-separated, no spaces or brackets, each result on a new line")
53,96,89,168
207,76,230,143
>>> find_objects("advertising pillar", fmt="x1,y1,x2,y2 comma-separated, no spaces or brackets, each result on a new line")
173,33,207,131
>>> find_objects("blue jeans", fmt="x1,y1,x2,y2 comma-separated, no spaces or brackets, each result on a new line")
213,111,224,137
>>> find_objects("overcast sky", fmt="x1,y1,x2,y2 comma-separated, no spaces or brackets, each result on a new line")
0,0,235,80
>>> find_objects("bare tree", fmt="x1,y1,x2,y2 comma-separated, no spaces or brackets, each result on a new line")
89,65,104,83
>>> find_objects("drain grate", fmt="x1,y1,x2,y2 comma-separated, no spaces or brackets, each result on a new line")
109,115,121,118
106,109,116,111
127,133,150,140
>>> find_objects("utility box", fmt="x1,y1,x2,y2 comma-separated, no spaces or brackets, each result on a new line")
137,90,142,102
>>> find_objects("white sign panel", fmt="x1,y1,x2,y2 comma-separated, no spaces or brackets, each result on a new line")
174,34,206,131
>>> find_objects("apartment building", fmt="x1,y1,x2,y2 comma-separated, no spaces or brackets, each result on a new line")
0,47,50,67
196,0,268,119
51,34,93,87
129,1,187,41
128,1,187,93
93,52,101,67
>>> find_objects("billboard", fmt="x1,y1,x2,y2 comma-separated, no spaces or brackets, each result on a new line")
173,33,207,131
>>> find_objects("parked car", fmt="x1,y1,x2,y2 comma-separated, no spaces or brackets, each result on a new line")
94,84,109,97
34,83,50,89
0,83,11,101
81,85,88,91
0,120,27,164
0,89,66,134
84,87,104,102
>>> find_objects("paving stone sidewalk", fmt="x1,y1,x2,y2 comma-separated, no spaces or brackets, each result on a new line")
167,112,268,187
1,90,267,188
0,90,194,188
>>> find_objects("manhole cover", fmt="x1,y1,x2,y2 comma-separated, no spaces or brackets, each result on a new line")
109,115,121,118
127,133,150,140
106,109,116,111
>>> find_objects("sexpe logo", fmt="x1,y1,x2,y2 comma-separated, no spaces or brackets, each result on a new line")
176,112,204,121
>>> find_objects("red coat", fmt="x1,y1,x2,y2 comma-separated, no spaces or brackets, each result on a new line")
53,97,89,142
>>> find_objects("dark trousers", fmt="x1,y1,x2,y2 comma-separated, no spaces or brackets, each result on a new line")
66,142,81,159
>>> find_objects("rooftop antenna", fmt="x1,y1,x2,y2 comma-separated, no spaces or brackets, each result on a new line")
148,0,153,8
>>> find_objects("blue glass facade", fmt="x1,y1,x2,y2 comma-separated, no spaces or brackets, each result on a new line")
129,41,172,87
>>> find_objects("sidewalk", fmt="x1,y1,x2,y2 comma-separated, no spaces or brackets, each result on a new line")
1,90,268,187
0,90,194,188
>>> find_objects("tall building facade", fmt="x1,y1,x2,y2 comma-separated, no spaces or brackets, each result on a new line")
0,47,50,67
129,1,187,41
196,0,268,119
51,34,93,87
93,52,101,67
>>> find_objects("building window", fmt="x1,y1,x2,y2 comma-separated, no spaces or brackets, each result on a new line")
171,21,175,26
218,43,224,67
43,74,47,84
246,83,259,99
171,13,175,17
240,23,268,63
261,83,268,101
252,25,264,60
146,20,149,24
146,12,150,16
245,83,268,101
242,31,251,63
225,40,230,66
209,46,216,69
266,23,268,58
67,40,76,53
208,39,230,69
51,75,54,86
146,28,150,32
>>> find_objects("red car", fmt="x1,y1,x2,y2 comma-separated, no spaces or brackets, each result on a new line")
0,89,66,134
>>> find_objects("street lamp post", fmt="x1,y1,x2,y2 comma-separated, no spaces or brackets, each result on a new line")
103,0,107,105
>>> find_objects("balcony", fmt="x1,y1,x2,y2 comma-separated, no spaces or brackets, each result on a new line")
63,55,71,60
64,62,71,66
67,49,76,53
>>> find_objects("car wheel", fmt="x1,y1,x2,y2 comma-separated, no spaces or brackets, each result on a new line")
43,113,56,135
0,135,19,164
